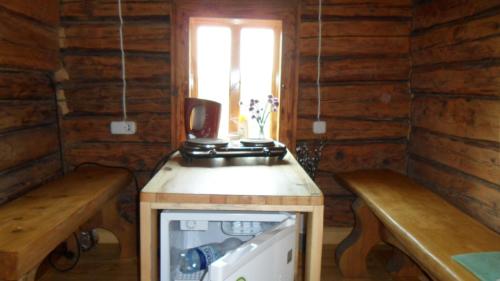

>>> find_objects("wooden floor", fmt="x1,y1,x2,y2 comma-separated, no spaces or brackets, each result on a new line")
39,243,397,281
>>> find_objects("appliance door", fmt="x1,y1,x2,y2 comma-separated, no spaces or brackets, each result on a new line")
209,217,296,281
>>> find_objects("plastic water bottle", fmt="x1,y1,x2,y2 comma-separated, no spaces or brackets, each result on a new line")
179,238,243,273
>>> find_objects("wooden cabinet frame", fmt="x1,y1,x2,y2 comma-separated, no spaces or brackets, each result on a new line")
171,0,300,150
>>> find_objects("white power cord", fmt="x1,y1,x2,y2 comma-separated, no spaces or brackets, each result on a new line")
316,0,322,121
117,0,127,120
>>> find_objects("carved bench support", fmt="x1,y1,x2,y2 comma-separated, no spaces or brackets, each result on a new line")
81,194,137,258
335,198,381,277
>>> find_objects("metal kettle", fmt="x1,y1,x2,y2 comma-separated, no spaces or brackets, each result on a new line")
184,98,221,139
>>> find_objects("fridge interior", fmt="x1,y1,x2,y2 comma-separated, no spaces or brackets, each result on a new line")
160,211,294,281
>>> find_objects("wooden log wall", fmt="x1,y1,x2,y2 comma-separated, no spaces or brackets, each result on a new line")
0,1,62,205
408,0,500,232
297,0,412,226
59,0,172,220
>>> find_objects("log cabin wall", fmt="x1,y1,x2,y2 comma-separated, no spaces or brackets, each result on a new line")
298,0,412,226
408,0,500,232
0,1,62,205
58,0,172,216
58,0,412,226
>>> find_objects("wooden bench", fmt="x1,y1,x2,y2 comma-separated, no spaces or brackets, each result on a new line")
0,166,135,281
334,170,500,281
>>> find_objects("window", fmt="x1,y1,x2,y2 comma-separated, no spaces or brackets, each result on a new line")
189,18,282,139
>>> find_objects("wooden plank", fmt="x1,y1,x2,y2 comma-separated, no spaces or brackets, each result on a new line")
0,166,131,280
412,96,500,142
318,142,407,173
302,5,411,18
0,8,58,71
297,118,408,141
0,0,59,26
409,158,500,233
412,64,500,96
413,0,500,30
62,22,170,53
412,14,500,51
61,0,171,19
0,72,53,100
0,101,56,133
410,129,500,185
62,114,170,144
335,169,500,281
64,142,172,171
63,84,170,114
300,20,410,37
300,37,408,57
302,0,411,4
0,155,61,205
0,126,59,171
299,84,410,119
63,54,170,83
300,57,409,82
412,36,500,66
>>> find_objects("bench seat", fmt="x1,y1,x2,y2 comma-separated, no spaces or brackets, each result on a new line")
335,170,500,281
0,166,133,281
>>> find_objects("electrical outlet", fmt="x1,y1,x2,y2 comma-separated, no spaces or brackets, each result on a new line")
313,120,326,134
110,121,136,135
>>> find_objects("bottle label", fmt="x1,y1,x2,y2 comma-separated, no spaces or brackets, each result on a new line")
198,245,221,269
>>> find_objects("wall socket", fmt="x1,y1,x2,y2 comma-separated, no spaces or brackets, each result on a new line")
313,120,326,134
110,121,137,135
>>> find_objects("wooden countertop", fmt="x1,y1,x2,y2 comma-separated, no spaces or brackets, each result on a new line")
141,152,323,206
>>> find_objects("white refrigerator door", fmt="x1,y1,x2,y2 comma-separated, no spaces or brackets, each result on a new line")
209,218,296,281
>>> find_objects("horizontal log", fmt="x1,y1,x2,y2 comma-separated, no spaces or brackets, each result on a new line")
409,158,499,232
324,196,355,227
0,1,59,26
0,101,56,133
63,84,170,114
0,154,61,205
0,8,58,71
412,36,500,66
314,171,354,196
300,36,408,57
300,57,410,82
64,142,172,171
412,14,500,51
297,118,408,141
412,64,500,96
61,0,171,19
413,0,500,30
410,129,500,185
0,126,59,171
412,96,500,142
318,142,407,173
63,54,170,83
299,83,410,119
62,22,170,53
0,72,53,100
302,0,411,4
61,114,170,144
302,4,411,18
300,20,410,38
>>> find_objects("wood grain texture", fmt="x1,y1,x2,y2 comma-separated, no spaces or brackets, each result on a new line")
61,0,171,19
410,2,500,231
336,170,500,281
0,1,60,206
0,166,132,280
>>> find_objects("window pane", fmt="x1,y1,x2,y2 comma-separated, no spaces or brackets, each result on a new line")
239,28,275,138
196,26,231,138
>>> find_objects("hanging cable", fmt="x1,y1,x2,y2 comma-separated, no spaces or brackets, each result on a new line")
316,0,323,121
117,0,127,120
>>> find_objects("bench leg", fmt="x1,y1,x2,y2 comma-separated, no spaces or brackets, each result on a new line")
335,198,381,278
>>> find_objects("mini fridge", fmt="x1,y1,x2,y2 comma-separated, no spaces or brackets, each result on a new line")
160,210,297,281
